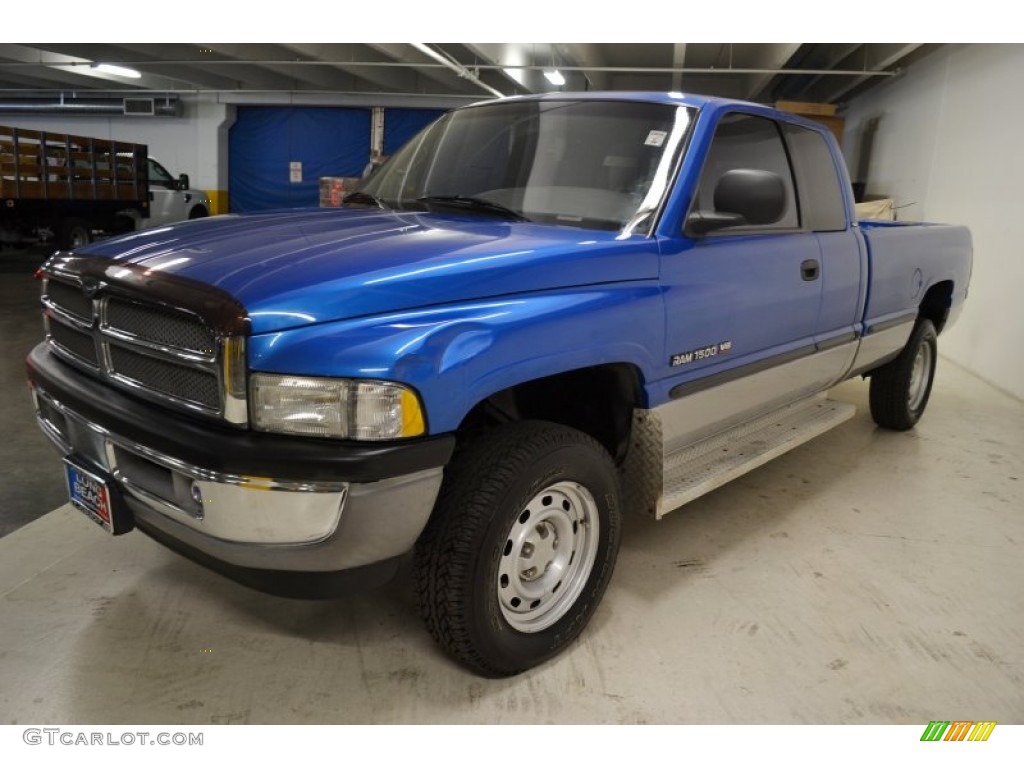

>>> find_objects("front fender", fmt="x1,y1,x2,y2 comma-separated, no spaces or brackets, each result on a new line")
247,284,664,433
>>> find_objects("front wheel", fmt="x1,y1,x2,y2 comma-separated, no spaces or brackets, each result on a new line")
57,218,92,250
415,421,622,677
869,318,938,430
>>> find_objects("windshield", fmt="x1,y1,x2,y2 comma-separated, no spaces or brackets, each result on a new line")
360,100,693,233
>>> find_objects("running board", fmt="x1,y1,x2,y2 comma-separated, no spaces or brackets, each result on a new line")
658,397,856,518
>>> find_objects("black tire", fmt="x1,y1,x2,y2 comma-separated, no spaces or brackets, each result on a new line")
869,318,938,431
415,421,622,677
57,218,92,250
188,206,209,219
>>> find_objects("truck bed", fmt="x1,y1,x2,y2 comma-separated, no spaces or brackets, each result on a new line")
0,126,147,203
859,219,972,327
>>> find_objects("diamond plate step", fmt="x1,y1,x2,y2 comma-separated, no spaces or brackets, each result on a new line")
659,396,855,518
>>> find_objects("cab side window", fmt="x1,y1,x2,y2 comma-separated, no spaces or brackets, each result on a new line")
694,113,799,231
783,124,848,231
148,159,175,188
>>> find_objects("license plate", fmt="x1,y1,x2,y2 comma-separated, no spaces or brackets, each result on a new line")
63,458,130,535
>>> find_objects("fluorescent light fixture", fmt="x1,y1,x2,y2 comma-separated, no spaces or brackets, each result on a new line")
93,63,141,79
544,69,566,86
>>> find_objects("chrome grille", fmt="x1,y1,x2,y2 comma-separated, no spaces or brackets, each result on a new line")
104,297,217,356
45,278,93,322
48,320,99,367
41,273,243,423
108,345,221,410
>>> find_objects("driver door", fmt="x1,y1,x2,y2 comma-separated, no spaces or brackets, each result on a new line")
659,112,826,443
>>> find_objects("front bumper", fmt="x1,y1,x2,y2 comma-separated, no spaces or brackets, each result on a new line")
26,344,451,595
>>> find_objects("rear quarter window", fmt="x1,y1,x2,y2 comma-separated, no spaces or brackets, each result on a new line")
783,124,848,232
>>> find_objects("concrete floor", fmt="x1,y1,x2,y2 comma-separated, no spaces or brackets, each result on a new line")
0,351,1021,723
0,247,69,536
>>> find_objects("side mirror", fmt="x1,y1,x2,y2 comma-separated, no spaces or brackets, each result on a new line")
177,173,190,191
687,168,787,235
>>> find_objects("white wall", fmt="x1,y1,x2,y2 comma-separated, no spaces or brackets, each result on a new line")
844,44,1024,401
2,93,234,192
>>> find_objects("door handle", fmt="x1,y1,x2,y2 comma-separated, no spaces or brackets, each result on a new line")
801,259,820,281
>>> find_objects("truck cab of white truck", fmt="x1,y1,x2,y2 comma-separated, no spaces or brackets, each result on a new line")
139,157,210,228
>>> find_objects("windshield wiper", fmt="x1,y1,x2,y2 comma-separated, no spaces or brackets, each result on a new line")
341,190,388,209
416,195,530,222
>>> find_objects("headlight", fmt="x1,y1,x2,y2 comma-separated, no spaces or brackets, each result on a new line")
250,374,426,440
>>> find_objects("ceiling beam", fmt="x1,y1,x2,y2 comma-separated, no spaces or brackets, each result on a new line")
51,42,302,91
671,44,688,91
460,44,535,93
366,43,476,95
0,43,917,104
787,43,864,98
11,43,238,90
0,43,181,91
819,43,923,103
280,43,425,92
745,43,801,101
559,44,610,91
409,44,504,98
203,43,350,91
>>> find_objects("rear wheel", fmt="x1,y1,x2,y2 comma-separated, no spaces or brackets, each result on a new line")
415,421,622,677
869,318,937,430
188,206,209,219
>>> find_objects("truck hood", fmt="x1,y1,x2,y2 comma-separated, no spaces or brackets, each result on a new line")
75,208,660,334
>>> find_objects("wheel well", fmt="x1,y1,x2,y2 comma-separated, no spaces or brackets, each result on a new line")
919,280,954,333
458,364,643,464
111,214,137,234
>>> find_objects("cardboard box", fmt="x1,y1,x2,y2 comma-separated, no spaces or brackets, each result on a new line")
774,100,838,117
775,101,844,145
319,176,363,207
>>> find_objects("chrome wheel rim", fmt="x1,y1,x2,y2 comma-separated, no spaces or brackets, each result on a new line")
497,481,600,633
908,340,932,412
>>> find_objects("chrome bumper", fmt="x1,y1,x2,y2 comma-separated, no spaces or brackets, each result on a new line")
31,385,444,574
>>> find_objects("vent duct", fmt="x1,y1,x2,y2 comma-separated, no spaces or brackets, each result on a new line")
0,96,180,116
123,97,155,115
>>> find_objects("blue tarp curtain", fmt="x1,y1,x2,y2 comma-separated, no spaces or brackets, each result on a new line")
383,108,447,155
229,106,370,212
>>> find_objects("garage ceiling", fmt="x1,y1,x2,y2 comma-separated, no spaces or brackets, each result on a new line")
0,43,938,106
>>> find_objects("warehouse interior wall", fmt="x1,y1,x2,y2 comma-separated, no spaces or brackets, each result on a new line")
0,94,235,214
843,43,1024,401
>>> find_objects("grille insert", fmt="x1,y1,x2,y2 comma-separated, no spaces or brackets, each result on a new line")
104,298,217,356
49,320,99,366
108,345,220,410
46,280,93,321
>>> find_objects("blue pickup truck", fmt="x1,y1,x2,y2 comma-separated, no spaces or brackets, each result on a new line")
26,92,971,676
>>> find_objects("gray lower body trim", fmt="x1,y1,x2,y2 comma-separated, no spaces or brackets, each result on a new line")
847,319,916,377
660,342,858,453
129,468,443,572
622,342,862,518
